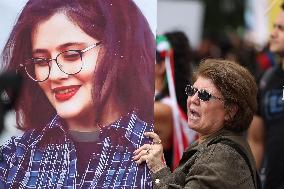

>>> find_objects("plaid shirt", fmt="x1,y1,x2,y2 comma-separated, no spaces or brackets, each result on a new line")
0,113,153,188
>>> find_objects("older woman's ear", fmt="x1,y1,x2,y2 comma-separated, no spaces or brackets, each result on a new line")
225,104,238,121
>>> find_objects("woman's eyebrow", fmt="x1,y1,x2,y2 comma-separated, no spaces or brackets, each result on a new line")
56,42,86,51
32,42,87,55
32,49,49,55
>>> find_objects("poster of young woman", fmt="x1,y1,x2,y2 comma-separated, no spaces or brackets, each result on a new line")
0,0,156,188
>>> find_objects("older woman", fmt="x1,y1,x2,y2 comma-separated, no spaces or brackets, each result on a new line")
134,59,260,189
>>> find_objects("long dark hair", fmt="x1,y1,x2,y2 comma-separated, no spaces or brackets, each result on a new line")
2,0,154,129
156,31,192,113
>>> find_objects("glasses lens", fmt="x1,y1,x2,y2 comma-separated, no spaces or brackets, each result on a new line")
57,51,83,75
25,58,50,82
198,90,211,101
185,85,196,96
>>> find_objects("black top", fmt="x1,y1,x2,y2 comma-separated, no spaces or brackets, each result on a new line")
257,63,284,189
69,130,100,179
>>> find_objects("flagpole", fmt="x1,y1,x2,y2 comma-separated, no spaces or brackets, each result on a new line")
164,51,184,156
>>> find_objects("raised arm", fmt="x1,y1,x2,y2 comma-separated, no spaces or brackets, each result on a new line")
247,115,266,170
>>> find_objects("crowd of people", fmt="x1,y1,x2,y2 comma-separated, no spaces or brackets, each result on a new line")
152,4,284,189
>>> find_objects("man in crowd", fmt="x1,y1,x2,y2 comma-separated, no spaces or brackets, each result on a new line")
248,3,284,189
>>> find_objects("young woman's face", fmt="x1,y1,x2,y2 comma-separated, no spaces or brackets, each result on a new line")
32,13,100,124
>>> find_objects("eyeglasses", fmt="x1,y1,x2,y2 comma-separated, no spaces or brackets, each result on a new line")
18,42,101,82
185,84,223,102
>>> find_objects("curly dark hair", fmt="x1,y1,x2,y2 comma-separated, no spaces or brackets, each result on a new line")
193,59,257,133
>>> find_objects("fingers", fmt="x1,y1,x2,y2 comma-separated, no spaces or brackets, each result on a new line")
133,148,150,161
134,153,148,164
144,131,159,139
153,139,162,145
133,132,164,169
133,144,151,155
146,148,150,155
133,143,152,164
144,132,162,145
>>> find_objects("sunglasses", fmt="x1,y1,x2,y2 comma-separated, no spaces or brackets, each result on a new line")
185,85,223,102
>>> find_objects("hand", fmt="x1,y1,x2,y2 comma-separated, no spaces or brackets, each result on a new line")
133,132,167,173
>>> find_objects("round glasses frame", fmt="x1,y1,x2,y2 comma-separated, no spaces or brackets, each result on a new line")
17,41,101,82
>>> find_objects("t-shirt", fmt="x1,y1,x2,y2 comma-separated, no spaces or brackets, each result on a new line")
69,130,100,180
257,63,284,189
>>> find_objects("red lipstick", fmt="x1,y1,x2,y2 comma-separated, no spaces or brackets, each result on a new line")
52,85,80,101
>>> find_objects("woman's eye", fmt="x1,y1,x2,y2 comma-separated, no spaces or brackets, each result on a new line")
61,51,81,62
33,58,49,66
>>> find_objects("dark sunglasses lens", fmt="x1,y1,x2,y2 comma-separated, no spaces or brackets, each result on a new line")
198,90,211,101
185,85,195,96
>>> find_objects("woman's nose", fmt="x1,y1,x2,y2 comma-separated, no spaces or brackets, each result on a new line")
187,92,200,106
48,60,68,81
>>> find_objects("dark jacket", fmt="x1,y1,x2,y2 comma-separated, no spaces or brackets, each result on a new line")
152,129,257,189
